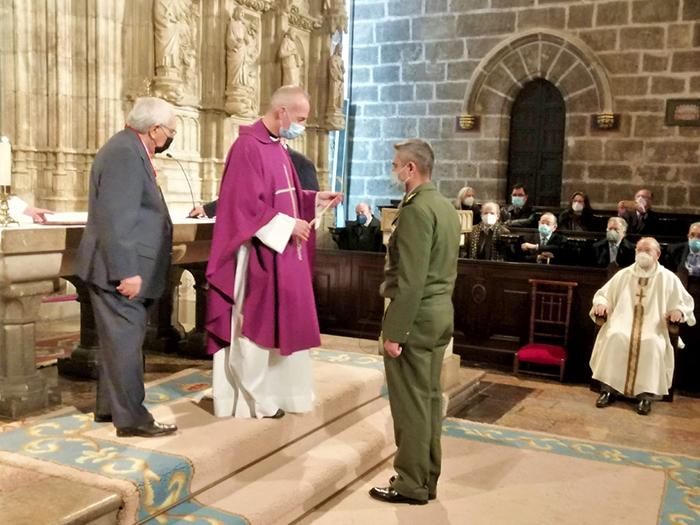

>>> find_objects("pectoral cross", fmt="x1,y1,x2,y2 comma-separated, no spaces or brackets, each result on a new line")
636,277,649,303
281,164,302,261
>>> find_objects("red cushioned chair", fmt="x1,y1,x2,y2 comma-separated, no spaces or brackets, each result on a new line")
514,279,578,382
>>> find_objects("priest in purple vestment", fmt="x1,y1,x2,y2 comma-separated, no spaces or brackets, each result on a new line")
206,86,342,419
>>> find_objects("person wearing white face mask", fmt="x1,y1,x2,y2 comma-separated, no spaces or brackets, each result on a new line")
558,191,595,231
464,201,509,260
454,186,481,225
590,217,636,268
590,237,695,415
617,189,661,235
520,212,568,264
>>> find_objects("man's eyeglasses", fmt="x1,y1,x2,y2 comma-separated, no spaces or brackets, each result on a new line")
160,124,177,137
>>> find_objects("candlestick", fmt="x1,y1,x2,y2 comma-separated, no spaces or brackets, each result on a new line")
0,185,18,227
0,137,11,186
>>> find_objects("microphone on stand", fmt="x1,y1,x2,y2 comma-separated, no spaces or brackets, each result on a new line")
165,153,197,215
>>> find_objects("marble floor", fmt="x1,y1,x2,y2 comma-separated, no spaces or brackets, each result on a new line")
3,324,699,459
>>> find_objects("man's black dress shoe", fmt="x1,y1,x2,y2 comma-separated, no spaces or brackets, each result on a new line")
389,475,436,500
263,409,285,419
596,391,616,408
116,420,177,438
637,399,652,415
369,486,428,505
93,414,112,423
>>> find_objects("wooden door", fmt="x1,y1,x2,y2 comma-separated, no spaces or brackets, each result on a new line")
506,79,565,207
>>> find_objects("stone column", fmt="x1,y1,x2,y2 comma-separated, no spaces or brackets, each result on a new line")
56,277,100,380
177,262,209,357
0,281,60,418
144,266,186,353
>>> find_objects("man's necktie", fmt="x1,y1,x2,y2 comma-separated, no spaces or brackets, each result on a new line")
610,243,618,263
688,253,700,276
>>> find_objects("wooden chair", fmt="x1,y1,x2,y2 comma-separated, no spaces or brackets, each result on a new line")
514,279,578,381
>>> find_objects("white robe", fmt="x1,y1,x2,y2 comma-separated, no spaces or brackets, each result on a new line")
212,213,315,418
589,262,696,397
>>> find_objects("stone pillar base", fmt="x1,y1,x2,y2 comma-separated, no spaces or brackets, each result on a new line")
0,366,60,419
177,328,210,358
57,344,99,380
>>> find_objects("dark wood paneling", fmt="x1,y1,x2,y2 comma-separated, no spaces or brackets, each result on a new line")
313,251,349,329
313,250,700,392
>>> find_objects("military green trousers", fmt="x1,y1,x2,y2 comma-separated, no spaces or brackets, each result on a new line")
384,299,453,501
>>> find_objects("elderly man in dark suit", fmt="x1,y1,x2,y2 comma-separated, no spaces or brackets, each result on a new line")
617,188,661,235
74,97,177,438
520,212,568,264
590,217,636,268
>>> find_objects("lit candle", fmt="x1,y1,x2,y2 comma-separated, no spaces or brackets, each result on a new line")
0,137,11,186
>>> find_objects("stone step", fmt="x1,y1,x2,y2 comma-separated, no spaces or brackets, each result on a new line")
188,397,394,525
0,469,120,525
445,367,486,416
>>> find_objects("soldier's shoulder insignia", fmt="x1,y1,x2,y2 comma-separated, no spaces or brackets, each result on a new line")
405,193,417,205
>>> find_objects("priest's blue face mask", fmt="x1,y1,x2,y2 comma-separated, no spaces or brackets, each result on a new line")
279,107,306,140
357,214,367,225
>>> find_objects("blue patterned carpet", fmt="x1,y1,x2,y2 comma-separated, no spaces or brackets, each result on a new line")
1,350,698,525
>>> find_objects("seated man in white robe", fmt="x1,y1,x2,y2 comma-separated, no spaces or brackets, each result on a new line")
590,237,695,415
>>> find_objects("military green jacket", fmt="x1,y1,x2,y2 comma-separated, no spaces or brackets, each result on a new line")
380,181,461,343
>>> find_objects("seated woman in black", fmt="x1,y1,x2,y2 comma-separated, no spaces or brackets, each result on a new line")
558,191,595,231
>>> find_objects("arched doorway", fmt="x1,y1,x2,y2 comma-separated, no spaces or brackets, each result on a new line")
506,79,565,208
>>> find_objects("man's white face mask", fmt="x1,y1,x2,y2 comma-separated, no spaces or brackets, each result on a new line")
636,197,647,213
635,252,654,269
482,213,497,227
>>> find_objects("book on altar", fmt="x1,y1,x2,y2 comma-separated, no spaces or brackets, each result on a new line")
43,212,88,225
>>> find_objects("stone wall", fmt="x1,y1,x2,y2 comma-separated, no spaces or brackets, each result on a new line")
0,0,347,213
348,0,700,216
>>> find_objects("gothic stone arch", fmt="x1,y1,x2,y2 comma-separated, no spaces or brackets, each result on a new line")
463,29,614,204
466,29,613,117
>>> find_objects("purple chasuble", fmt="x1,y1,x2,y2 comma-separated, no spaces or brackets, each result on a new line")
205,120,320,356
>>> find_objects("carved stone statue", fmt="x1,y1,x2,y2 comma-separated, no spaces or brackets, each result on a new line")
226,7,254,87
278,31,302,86
154,0,190,70
153,0,200,103
327,43,344,111
181,4,200,94
225,8,260,117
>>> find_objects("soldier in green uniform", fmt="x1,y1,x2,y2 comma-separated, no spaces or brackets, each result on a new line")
369,139,461,505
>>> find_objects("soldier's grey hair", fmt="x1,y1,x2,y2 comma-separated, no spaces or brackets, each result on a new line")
393,139,434,176
608,216,628,232
126,97,175,133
